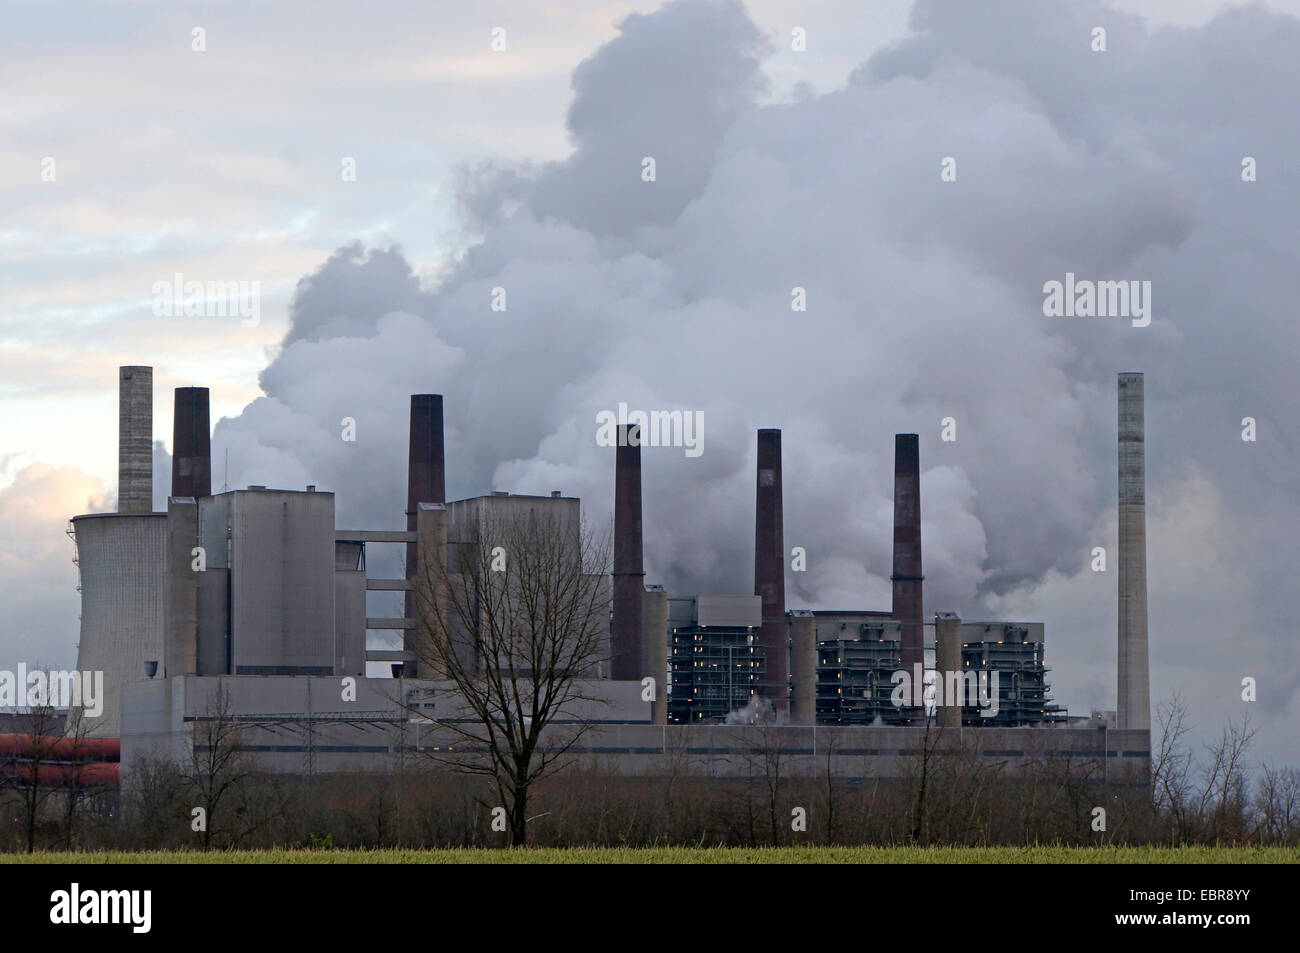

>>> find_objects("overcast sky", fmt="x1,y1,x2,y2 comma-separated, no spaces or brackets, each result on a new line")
2,0,1297,763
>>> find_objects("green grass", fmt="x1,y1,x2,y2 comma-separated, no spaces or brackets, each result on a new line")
3,845,1296,864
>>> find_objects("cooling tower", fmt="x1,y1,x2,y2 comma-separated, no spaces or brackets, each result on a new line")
754,429,789,716
1117,373,1150,732
71,366,165,736
611,424,645,680
71,513,166,737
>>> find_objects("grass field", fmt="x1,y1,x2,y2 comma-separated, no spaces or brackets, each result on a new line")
3,845,1295,864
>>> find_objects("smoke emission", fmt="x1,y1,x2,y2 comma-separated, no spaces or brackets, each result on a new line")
201,0,1299,753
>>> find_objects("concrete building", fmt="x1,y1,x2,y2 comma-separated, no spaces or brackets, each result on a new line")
815,617,1067,727
194,487,343,676
815,614,906,725
438,490,604,677
667,595,764,723
953,622,1066,727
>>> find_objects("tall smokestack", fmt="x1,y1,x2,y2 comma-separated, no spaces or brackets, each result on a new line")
171,387,211,499
1118,373,1150,732
934,612,962,728
611,424,645,680
406,395,445,676
118,365,153,514
754,429,788,716
642,584,668,723
891,434,924,676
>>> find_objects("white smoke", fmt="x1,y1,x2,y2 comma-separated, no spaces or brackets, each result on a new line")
203,0,1300,758
724,695,778,726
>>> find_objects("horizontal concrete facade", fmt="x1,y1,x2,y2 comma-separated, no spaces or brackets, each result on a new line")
121,675,1148,783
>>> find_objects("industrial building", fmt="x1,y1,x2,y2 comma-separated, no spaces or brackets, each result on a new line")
816,619,1066,727
666,595,765,723
52,366,1151,783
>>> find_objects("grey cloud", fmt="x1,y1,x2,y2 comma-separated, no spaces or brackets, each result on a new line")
208,0,1299,758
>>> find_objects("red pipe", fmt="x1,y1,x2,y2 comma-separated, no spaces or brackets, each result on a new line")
0,761,120,785
0,734,120,761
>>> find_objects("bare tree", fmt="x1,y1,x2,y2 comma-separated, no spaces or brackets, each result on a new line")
1151,696,1259,843
908,701,949,844
1151,694,1195,842
121,752,187,848
413,504,612,846
818,727,843,844
728,705,792,846
1196,711,1256,841
58,708,95,850
14,703,66,854
1255,763,1300,845
180,681,255,850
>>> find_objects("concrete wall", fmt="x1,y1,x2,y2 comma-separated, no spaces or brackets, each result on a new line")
961,621,1044,645
196,569,229,675
120,674,1149,783
200,489,337,676
448,493,581,554
442,494,600,678
815,612,899,644
121,674,653,777
334,542,366,677
668,597,697,629
164,498,199,678
72,513,167,736
697,594,762,628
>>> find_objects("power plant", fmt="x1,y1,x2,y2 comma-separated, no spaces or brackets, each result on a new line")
53,367,1150,781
